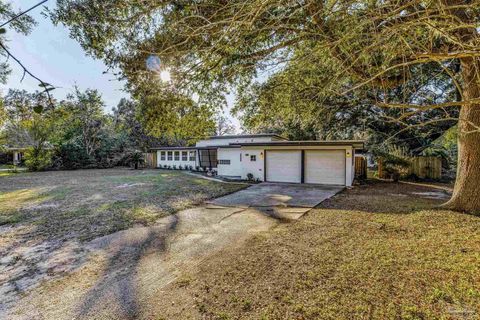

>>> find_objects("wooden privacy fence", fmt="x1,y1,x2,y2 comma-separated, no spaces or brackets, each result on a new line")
144,152,157,168
355,156,367,179
409,156,442,179
378,156,442,180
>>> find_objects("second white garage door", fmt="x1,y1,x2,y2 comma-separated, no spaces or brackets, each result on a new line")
266,150,301,183
305,150,346,185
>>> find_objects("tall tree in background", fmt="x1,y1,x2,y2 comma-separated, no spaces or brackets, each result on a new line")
52,1,480,213
135,86,216,146
1,89,55,170
1,89,53,148
215,115,236,136
63,87,106,157
234,53,458,147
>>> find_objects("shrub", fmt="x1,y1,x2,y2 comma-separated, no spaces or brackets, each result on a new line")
246,173,254,181
123,150,145,169
173,165,177,170
54,139,96,169
24,146,52,171
373,145,412,181
195,166,200,171
178,165,183,170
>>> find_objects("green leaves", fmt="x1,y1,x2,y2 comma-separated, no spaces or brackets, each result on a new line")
33,105,44,114
38,82,55,92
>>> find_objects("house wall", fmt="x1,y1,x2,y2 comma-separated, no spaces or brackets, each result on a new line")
346,147,354,186
240,148,265,181
156,150,197,168
195,136,278,147
217,148,243,177
240,145,356,186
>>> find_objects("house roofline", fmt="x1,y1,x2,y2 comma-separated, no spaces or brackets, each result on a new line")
149,140,365,151
149,146,197,150
207,133,288,141
230,140,365,149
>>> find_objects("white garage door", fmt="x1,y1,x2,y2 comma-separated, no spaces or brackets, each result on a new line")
266,150,301,183
305,150,345,185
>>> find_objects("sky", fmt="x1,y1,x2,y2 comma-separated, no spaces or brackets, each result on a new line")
3,0,240,130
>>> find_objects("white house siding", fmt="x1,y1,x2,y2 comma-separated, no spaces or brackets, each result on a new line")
217,148,243,177
350,148,355,185
240,148,265,181
156,149,197,168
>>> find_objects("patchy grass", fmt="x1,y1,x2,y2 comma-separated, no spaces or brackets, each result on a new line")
0,168,246,241
0,171,16,177
161,181,480,319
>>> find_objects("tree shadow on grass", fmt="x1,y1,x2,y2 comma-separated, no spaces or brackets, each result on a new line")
75,215,179,319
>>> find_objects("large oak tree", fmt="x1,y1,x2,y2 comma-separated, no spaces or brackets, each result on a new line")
52,0,480,213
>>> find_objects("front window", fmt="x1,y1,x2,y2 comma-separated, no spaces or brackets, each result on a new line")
189,151,196,161
167,151,173,161
182,151,188,161
174,151,180,161
199,149,217,168
160,151,166,161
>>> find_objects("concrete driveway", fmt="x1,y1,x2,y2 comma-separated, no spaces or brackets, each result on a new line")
210,182,344,220
8,182,342,320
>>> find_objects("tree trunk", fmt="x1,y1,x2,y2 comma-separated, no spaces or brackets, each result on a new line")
443,57,480,213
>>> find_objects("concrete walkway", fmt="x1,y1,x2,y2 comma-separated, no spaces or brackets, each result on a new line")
8,183,342,320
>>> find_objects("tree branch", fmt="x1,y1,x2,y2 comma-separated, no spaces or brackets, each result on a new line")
0,41,55,107
0,0,48,28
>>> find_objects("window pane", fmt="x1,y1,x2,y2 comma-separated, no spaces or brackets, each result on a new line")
167,151,173,161
174,151,180,161
160,151,166,160
250,155,256,161
182,151,188,161
189,151,196,161
199,149,217,168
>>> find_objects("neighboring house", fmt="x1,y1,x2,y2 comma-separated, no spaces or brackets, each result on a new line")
9,147,27,165
0,146,28,166
151,134,364,187
1,142,53,166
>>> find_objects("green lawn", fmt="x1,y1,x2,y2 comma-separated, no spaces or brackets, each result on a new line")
159,181,480,319
0,168,246,241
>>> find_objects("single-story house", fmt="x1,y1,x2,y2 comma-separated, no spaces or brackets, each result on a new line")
0,147,28,165
150,134,364,186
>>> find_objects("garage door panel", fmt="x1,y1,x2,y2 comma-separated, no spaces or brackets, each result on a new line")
266,150,301,183
305,150,345,185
